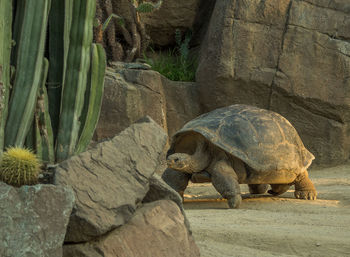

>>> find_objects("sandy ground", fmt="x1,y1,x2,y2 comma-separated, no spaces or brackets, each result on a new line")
183,164,350,257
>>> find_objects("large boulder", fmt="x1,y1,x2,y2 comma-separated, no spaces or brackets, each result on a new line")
197,0,350,165
54,116,168,242
0,183,74,257
63,200,200,257
95,63,201,141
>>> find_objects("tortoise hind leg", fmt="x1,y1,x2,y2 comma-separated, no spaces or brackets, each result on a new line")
268,184,291,196
248,184,269,194
162,168,191,199
294,170,317,200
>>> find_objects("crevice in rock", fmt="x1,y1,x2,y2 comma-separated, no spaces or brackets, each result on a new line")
301,0,350,15
288,23,350,44
271,86,348,124
232,17,284,30
268,0,293,109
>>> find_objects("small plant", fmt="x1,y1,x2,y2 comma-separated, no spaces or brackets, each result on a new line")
0,147,41,187
144,29,197,81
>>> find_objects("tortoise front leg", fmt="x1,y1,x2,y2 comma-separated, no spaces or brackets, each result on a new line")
294,170,317,200
208,160,242,208
162,168,191,198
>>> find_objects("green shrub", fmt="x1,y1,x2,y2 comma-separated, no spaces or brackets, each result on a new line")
144,29,197,82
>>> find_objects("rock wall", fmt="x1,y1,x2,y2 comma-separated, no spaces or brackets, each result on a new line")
196,0,350,166
94,63,201,141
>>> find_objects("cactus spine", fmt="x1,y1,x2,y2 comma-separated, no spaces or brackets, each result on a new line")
0,147,41,187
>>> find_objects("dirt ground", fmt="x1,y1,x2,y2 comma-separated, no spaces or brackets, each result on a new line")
183,164,350,257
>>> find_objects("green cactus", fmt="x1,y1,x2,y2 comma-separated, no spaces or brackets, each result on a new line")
0,147,41,187
5,0,51,148
1,0,106,164
34,58,55,163
55,0,97,162
0,0,12,151
75,43,106,154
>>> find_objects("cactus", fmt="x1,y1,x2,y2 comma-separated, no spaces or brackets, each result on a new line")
1,0,106,164
0,147,41,187
75,43,106,154
5,0,51,148
0,0,12,151
34,58,55,163
47,0,73,139
55,0,96,162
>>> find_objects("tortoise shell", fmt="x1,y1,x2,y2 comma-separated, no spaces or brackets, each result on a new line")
169,104,314,173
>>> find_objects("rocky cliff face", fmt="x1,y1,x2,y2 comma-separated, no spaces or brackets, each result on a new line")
197,0,350,166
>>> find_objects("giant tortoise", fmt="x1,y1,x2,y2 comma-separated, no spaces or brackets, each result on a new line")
162,104,317,208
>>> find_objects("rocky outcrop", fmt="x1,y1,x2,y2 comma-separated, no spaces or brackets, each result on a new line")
0,183,74,257
54,116,168,242
54,118,198,256
63,200,200,257
95,63,200,141
197,0,350,165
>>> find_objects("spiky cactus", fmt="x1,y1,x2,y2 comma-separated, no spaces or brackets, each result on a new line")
0,147,41,187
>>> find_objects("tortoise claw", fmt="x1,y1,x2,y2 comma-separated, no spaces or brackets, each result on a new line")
294,190,317,200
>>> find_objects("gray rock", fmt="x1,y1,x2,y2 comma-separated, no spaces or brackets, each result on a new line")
63,200,200,257
0,182,74,257
197,0,350,166
54,117,168,242
143,173,192,233
94,66,201,141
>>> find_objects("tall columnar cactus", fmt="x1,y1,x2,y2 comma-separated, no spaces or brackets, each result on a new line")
75,43,106,154
0,0,106,164
0,0,12,151
34,58,55,163
5,0,51,148
55,0,97,162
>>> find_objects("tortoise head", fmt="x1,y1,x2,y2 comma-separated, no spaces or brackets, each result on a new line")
167,153,196,173
166,139,210,173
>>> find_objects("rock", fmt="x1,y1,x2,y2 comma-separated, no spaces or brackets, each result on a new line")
54,117,168,242
63,200,200,257
0,182,74,257
197,0,350,166
163,79,200,137
95,66,201,140
143,173,192,232
140,0,202,46
94,67,167,140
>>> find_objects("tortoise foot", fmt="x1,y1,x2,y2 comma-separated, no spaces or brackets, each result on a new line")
227,195,242,209
294,190,317,200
